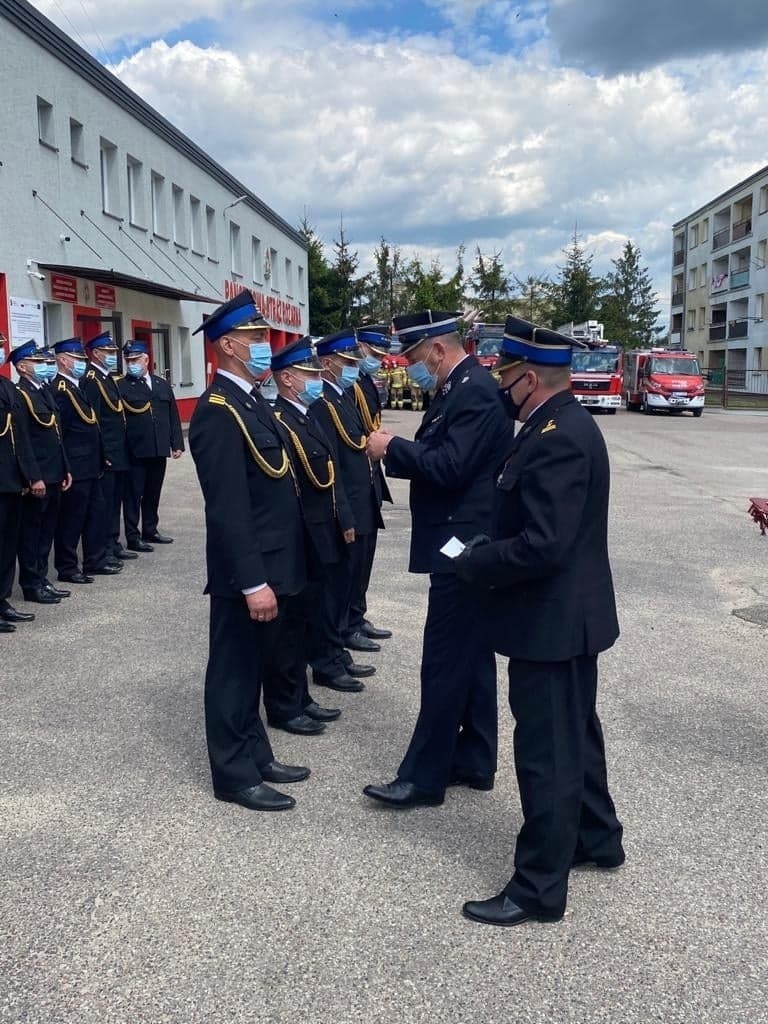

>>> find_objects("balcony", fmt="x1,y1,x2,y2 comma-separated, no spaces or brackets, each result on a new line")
671,291,684,307
709,324,727,341
673,249,685,266
712,226,730,250
711,271,729,293
728,320,749,339
732,218,752,241
730,268,750,289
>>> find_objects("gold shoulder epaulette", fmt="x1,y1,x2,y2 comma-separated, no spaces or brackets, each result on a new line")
541,419,557,434
207,392,290,480
57,379,67,392
86,369,95,380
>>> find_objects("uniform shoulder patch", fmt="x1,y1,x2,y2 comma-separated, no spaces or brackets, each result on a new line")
86,370,95,379
541,419,557,434
57,379,67,391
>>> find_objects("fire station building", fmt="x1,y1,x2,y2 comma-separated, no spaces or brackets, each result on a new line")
0,0,308,420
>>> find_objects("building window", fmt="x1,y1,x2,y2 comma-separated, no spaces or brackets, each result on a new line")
285,257,293,297
756,294,765,319
127,157,145,226
179,326,193,384
700,218,709,243
205,205,217,261
151,172,168,237
760,186,768,215
190,197,203,253
686,310,696,331
688,267,697,290
698,307,706,329
37,97,55,149
298,265,305,303
251,237,262,283
758,238,768,267
100,138,119,216
172,184,187,247
229,222,242,275
269,247,279,289
699,263,707,288
689,223,699,248
69,119,85,165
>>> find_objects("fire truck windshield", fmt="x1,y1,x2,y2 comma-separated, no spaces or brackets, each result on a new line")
650,357,701,375
571,350,619,373
477,338,502,356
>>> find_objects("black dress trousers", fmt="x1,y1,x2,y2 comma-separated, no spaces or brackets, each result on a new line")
17,485,61,590
0,493,22,602
205,595,279,793
82,477,110,573
54,478,96,576
308,560,352,679
125,457,167,541
503,654,624,919
262,591,311,724
397,572,498,794
101,468,128,555
345,529,377,636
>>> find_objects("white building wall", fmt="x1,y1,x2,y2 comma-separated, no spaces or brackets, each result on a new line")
0,4,308,415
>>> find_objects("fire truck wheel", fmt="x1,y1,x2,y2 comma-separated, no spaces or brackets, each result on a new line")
607,409,617,415
692,408,703,418
625,391,639,411
642,394,652,414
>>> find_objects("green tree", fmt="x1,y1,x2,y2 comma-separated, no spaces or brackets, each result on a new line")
598,240,660,348
328,217,363,329
399,246,465,314
298,215,337,336
550,230,602,328
512,274,557,325
366,237,404,324
467,246,512,322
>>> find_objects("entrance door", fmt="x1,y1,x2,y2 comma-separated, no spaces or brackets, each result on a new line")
150,326,171,382
75,309,124,363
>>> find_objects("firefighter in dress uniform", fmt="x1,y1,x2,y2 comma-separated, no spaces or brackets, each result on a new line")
51,338,119,584
12,342,72,605
363,310,515,808
189,291,310,812
117,341,184,551
455,316,624,928
0,338,40,631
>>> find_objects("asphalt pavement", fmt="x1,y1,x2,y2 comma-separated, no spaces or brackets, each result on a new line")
1,405,767,1024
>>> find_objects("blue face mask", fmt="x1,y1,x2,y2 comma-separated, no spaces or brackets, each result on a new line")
32,363,50,382
298,378,324,406
101,353,119,372
241,341,272,377
127,361,144,378
70,359,87,380
0,348,6,368
360,355,382,375
339,364,359,390
407,360,437,391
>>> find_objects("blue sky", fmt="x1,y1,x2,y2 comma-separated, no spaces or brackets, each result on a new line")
32,0,768,323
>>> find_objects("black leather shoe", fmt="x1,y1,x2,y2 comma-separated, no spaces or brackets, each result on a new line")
0,604,36,623
346,662,376,678
127,539,153,552
23,588,61,605
58,572,94,584
448,771,495,791
270,714,326,736
572,850,625,869
214,783,295,812
363,779,444,808
0,621,16,633
462,893,561,927
114,547,139,560
44,582,70,598
260,760,311,784
143,531,173,544
87,564,123,575
304,701,341,722
361,620,392,640
344,631,381,652
312,672,364,693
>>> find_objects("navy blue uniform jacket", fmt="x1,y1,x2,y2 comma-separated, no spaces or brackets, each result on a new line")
52,375,103,481
309,382,383,537
354,373,393,506
189,373,306,599
117,373,184,459
384,355,515,574
82,367,130,471
15,378,70,485
0,376,38,493
458,390,620,662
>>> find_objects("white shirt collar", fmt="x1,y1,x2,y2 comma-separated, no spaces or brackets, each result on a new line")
324,378,343,396
217,368,254,395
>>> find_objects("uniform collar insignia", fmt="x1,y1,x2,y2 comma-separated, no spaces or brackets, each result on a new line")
541,419,557,434
441,381,453,396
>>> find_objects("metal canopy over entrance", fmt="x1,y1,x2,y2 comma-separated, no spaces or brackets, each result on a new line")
37,264,220,304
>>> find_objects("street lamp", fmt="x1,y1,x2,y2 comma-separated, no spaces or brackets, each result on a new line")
223,195,248,215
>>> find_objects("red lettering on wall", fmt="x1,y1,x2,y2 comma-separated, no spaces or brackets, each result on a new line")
51,273,78,303
94,284,117,308
223,280,302,330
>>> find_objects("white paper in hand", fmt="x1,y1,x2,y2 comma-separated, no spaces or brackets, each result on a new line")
440,536,466,559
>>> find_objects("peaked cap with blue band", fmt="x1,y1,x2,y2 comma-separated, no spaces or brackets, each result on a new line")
53,337,86,356
356,325,392,353
391,310,460,354
271,337,322,373
316,328,361,361
123,340,150,357
9,340,41,364
85,331,117,351
496,315,588,370
193,290,267,342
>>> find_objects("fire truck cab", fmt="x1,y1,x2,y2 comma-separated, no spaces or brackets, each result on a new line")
558,322,622,413
463,323,504,368
624,348,705,417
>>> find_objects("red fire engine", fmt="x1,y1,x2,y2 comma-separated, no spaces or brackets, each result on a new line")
558,321,622,413
463,322,505,368
624,348,705,417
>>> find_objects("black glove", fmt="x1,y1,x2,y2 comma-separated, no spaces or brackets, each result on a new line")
453,534,491,582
